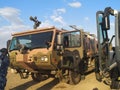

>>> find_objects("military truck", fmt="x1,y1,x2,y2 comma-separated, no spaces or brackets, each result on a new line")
95,7,120,89
8,26,97,84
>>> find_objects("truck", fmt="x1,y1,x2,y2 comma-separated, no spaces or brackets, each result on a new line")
7,25,97,85
95,7,120,89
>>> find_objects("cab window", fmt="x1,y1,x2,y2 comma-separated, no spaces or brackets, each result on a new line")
63,31,81,48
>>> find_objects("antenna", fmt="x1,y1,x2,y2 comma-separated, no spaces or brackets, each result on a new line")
69,25,80,30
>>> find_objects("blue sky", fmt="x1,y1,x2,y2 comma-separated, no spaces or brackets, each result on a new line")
0,0,119,48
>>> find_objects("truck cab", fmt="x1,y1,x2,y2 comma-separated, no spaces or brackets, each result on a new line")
8,27,62,80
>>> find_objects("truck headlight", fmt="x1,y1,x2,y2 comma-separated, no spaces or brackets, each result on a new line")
40,56,48,62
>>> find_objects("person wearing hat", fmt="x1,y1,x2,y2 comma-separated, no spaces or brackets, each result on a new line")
0,48,10,90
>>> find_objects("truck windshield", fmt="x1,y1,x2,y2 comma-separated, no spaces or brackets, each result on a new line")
9,31,53,51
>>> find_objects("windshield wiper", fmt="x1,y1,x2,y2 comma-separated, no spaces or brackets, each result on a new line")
9,48,18,52
30,46,45,50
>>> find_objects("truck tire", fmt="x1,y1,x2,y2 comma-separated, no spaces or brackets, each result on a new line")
110,80,120,89
31,73,42,82
69,70,81,84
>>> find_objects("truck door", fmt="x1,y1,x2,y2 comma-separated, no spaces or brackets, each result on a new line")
96,12,110,71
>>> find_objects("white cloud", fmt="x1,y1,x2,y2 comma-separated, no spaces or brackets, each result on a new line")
68,1,82,8
0,7,23,25
40,20,53,27
0,7,30,48
51,15,66,25
56,8,66,14
84,17,89,21
50,8,66,26
0,24,30,48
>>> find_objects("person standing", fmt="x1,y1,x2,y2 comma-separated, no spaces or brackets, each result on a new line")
0,48,10,90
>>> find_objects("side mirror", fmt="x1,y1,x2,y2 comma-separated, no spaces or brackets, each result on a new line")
56,34,63,55
57,34,62,50
102,16,110,30
57,34,62,45
7,40,11,49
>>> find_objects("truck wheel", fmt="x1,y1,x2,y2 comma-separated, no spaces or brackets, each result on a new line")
69,70,81,84
31,73,42,82
110,80,120,89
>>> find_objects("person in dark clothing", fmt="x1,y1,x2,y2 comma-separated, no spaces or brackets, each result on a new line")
0,48,10,90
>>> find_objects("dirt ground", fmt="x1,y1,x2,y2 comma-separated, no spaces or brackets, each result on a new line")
5,68,110,90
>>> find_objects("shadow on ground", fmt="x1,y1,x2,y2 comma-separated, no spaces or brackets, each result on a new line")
9,78,59,90
36,79,59,90
9,80,38,90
